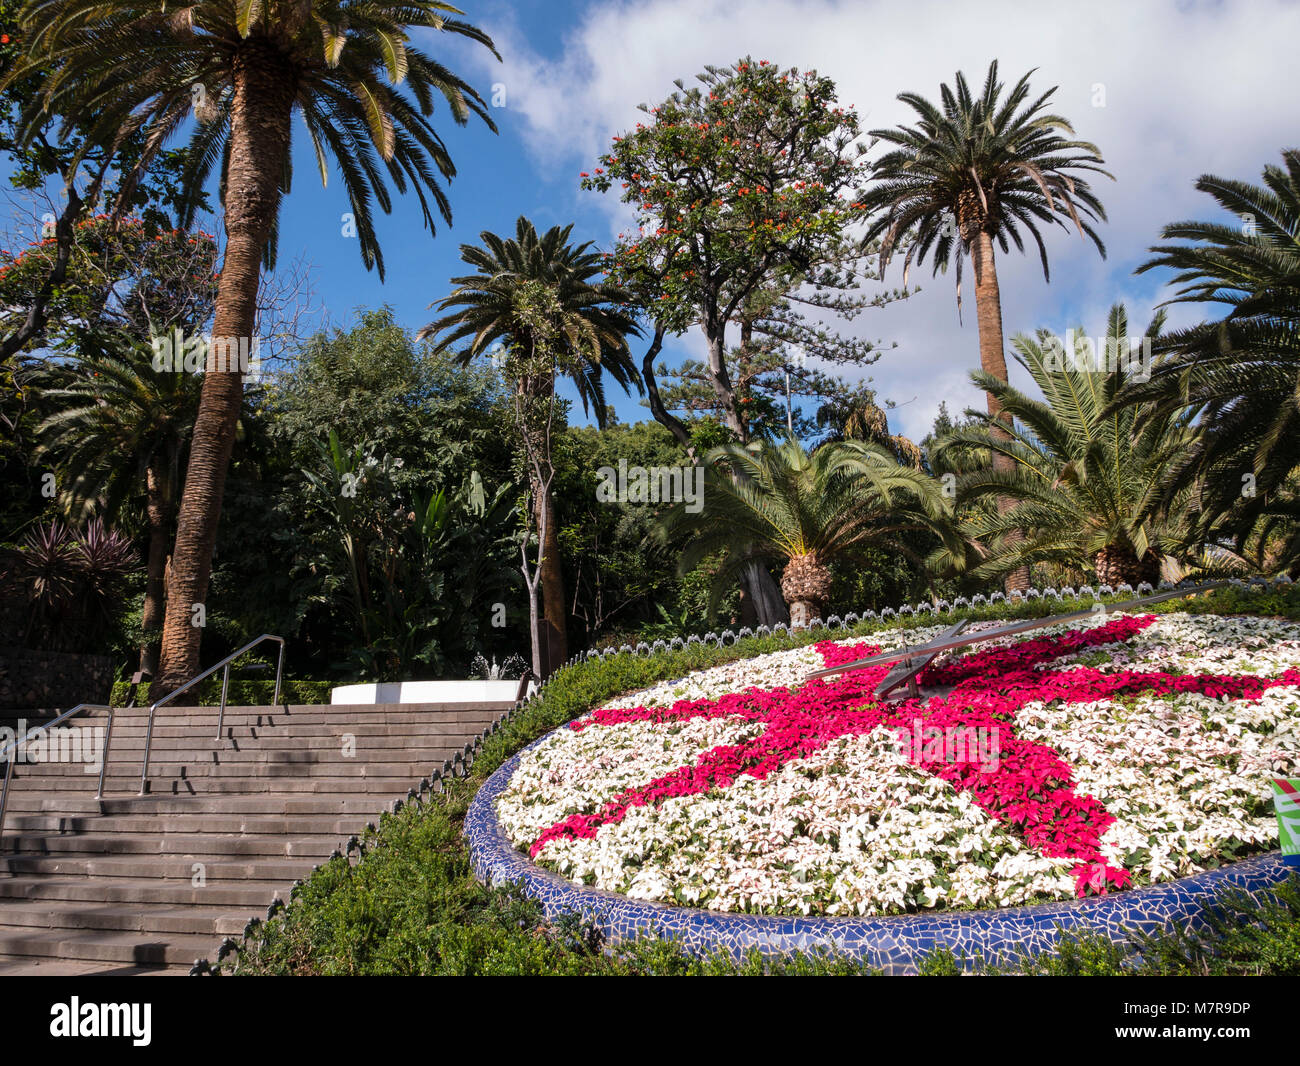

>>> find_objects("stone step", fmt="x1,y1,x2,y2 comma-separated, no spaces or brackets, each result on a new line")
0,958,183,975
3,812,372,837
2,794,398,815
92,733,475,751
0,853,318,880
0,698,492,969
10,775,431,795
0,875,289,907
0,924,217,966
8,756,453,780
0,898,253,937
1,831,342,859
7,716,501,739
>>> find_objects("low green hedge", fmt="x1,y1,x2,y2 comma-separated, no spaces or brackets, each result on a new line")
221,583,1300,975
109,677,333,707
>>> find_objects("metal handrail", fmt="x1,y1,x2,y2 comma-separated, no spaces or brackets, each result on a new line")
0,703,117,846
138,634,285,795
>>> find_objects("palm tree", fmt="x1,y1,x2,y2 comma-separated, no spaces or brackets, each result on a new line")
34,344,204,675
660,437,961,628
860,61,1111,586
1126,149,1300,540
815,385,923,468
419,216,641,668
933,305,1197,587
11,0,499,693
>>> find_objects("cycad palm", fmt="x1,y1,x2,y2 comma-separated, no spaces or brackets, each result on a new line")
935,305,1196,586
419,216,641,664
1126,149,1300,535
860,61,1110,588
34,343,203,675
10,0,498,690
660,437,961,627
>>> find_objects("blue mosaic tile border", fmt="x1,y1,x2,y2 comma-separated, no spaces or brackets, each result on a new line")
465,731,1290,974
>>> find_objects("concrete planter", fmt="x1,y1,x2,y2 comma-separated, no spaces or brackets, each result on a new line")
330,679,535,705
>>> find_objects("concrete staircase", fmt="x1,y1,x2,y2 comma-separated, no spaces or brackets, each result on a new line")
0,701,507,974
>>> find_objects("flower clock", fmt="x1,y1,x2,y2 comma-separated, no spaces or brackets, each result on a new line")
497,612,1300,916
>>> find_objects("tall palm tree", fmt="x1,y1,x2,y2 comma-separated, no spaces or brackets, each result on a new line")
34,343,204,675
1126,149,1300,539
934,305,1197,587
419,216,641,668
660,437,961,628
10,0,499,693
860,61,1111,586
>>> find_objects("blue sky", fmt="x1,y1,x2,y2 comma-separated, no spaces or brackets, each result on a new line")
8,0,1299,441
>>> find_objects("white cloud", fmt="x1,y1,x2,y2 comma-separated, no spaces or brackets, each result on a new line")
459,0,1300,440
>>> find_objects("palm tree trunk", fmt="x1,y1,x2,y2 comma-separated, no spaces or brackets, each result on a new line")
536,487,567,665
1094,546,1161,588
970,229,1030,593
138,459,169,678
780,553,832,629
154,45,296,698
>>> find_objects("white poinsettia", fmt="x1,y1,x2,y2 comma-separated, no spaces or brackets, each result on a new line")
495,611,1300,916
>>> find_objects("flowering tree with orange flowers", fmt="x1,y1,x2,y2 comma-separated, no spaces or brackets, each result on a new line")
0,216,219,358
583,57,900,623
582,58,898,447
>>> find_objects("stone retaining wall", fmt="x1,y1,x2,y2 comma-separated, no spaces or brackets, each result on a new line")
0,646,115,711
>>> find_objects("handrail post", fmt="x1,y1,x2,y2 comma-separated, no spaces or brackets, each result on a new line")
217,662,231,740
0,754,13,847
273,639,284,708
96,708,114,801
139,702,158,795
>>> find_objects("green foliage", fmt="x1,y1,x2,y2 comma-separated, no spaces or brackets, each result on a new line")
226,582,1300,975
0,218,219,358
555,418,692,642
109,676,331,706
659,436,961,617
1127,148,1300,566
31,342,202,528
584,57,900,444
297,427,518,679
861,60,1110,290
8,0,499,279
584,58,875,336
206,309,524,680
933,304,1198,581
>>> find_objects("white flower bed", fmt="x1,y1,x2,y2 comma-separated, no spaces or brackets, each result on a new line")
496,612,1300,916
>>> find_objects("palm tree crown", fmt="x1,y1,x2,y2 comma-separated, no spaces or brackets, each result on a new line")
860,60,1110,294
660,437,960,627
419,216,641,417
1127,149,1300,526
935,305,1196,586
13,0,499,278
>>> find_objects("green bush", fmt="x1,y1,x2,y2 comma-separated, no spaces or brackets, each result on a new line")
222,583,1300,975
109,677,333,706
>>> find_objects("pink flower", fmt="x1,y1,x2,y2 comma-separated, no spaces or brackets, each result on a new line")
532,614,1300,899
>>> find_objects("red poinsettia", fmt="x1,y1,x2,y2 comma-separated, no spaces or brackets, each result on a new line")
531,615,1300,898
